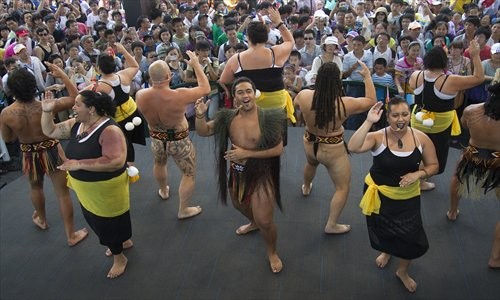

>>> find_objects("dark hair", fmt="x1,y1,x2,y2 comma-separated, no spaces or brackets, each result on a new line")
97,53,116,74
223,43,236,53
79,90,116,117
374,57,388,67
298,15,310,27
131,41,145,51
231,76,256,97
464,16,480,28
247,21,268,44
474,26,492,40
171,17,183,26
374,32,390,45
399,14,415,30
48,53,64,66
292,29,304,39
289,49,301,59
387,96,409,113
150,8,162,20
332,25,346,34
449,40,464,49
7,68,38,102
195,40,210,51
424,46,447,70
398,35,413,45
159,28,172,42
234,42,247,52
484,83,500,120
352,35,366,44
304,29,315,36
312,62,346,132
111,10,122,18
36,26,48,34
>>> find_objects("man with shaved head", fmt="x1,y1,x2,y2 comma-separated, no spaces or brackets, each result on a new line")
135,51,210,219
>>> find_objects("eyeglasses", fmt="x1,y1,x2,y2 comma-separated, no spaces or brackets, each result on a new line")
304,37,314,40
39,33,48,36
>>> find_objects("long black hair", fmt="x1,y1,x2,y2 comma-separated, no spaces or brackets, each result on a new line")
6,67,37,102
484,83,500,121
312,62,346,132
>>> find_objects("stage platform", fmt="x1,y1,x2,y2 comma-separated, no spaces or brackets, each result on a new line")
1,128,498,300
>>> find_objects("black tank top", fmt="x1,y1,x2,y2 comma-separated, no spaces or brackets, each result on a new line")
66,118,127,182
370,128,422,186
414,71,454,112
100,75,130,106
37,44,52,68
234,48,284,92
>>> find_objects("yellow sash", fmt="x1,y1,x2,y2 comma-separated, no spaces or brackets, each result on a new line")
67,171,130,217
360,173,420,216
257,89,296,123
411,107,461,136
114,97,137,122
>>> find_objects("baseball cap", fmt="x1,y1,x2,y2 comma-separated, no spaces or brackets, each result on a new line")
14,43,26,54
16,28,29,37
491,43,500,55
431,0,442,5
375,7,388,15
313,9,328,21
322,36,339,46
346,31,359,38
194,31,206,39
408,21,422,30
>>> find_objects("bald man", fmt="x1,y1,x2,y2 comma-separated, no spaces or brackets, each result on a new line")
135,51,210,219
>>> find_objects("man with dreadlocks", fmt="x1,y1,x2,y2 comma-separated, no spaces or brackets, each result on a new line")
294,61,376,234
447,81,500,269
195,77,285,273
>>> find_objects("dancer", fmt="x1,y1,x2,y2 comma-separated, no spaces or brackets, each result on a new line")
135,52,210,219
195,77,285,273
0,65,87,246
41,90,132,279
409,41,484,190
348,98,439,292
447,82,500,269
294,61,376,234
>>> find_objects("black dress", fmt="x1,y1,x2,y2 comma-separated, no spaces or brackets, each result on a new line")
364,128,429,260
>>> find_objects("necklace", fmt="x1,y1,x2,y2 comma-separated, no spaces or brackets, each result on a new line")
76,117,102,140
390,128,407,149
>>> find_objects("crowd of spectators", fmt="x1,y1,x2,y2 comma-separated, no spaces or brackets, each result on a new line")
0,0,499,127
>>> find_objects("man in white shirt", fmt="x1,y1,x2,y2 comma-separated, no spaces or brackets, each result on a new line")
15,44,46,94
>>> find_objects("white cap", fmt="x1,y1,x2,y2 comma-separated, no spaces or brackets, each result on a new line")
14,43,26,54
491,43,500,55
322,36,339,46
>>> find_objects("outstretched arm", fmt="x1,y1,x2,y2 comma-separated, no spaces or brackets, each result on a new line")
348,102,383,153
40,91,75,139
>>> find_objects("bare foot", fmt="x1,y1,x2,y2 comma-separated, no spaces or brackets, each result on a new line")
488,258,500,269
376,253,391,268
302,182,313,196
446,210,460,221
420,180,435,191
269,253,283,273
68,228,89,247
107,253,128,279
178,206,202,219
324,224,351,234
105,239,134,257
32,211,48,230
235,222,259,235
158,186,170,200
396,270,417,293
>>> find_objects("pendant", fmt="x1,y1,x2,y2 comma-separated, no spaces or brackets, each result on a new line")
397,138,403,149
76,131,88,140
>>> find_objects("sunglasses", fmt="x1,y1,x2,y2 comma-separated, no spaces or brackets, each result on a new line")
304,37,314,40
39,33,48,36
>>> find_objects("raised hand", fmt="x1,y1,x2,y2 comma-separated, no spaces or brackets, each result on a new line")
356,60,370,78
468,39,480,57
268,7,282,26
185,50,200,67
41,90,56,112
366,102,384,124
46,61,66,78
194,97,209,116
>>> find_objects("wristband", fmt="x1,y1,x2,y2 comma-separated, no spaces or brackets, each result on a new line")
42,110,53,113
276,22,285,29
195,114,205,119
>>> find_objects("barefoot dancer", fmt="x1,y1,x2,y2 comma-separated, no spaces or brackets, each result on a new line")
447,82,500,269
294,61,376,234
348,98,439,292
135,51,210,219
0,65,88,246
41,90,132,279
195,77,285,273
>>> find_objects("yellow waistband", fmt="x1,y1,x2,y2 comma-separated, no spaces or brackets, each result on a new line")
360,173,420,216
410,106,461,136
114,97,137,122
256,89,296,123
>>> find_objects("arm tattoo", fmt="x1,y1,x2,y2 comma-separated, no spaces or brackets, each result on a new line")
55,122,72,139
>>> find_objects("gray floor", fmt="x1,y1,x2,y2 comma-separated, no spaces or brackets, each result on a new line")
0,128,499,300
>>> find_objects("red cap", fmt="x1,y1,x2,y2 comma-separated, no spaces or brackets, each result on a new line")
16,29,29,38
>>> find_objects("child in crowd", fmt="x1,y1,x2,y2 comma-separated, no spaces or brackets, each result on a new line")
288,50,308,84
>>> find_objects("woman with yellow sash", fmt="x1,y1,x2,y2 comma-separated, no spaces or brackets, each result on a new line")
408,40,485,190
348,98,438,293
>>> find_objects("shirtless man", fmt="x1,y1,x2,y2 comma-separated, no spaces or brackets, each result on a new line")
135,52,210,219
0,63,88,246
447,82,500,269
195,77,285,273
294,61,376,234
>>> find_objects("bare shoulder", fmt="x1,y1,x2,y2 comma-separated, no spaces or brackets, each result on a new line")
463,103,483,115
412,128,431,144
